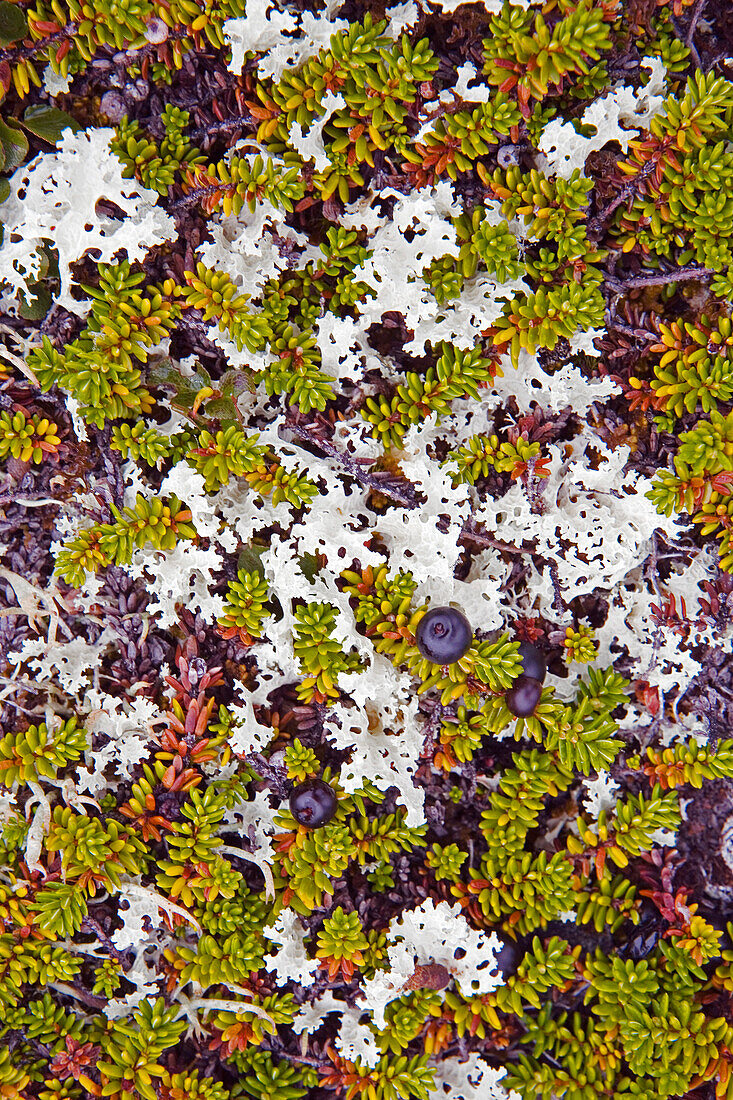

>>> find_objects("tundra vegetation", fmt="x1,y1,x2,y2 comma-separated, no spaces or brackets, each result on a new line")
0,0,733,1098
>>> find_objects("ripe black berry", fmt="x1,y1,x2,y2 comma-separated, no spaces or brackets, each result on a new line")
415,606,473,665
517,641,546,684
505,675,543,718
289,779,337,828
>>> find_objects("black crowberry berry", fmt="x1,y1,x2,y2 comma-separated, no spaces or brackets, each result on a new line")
505,675,543,718
415,606,473,665
289,779,337,828
517,641,547,684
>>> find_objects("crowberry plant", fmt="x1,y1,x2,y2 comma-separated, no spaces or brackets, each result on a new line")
1,4,733,1100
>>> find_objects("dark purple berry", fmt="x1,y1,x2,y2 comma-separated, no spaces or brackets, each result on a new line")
289,779,337,828
517,641,546,684
415,606,473,665
505,675,543,718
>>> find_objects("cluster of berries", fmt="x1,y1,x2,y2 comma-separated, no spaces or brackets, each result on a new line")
289,607,548,828
416,606,546,716
506,643,546,716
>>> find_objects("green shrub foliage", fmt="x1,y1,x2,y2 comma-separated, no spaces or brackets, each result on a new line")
1,2,733,1100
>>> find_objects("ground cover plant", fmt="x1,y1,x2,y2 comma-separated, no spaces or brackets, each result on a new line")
1,0,733,1097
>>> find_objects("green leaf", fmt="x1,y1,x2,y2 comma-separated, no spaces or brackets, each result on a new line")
148,359,212,408
151,361,212,391
298,552,322,583
205,396,238,420
237,542,268,577
147,357,183,386
21,105,82,144
0,117,28,172
17,283,53,320
0,1,27,46
220,367,256,398
0,177,9,204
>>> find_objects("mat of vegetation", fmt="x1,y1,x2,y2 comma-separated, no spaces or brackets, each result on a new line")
1,0,733,1097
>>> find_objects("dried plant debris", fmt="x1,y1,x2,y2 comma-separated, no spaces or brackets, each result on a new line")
1,0,733,1097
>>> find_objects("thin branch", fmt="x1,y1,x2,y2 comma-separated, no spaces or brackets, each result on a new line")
167,184,223,216
1,497,66,508
0,699,47,717
80,916,133,970
460,520,568,612
586,161,658,239
186,118,251,145
459,520,541,558
546,558,568,615
704,49,728,73
286,1054,325,1068
605,265,715,292
685,0,706,46
0,24,74,64
49,981,108,1011
605,322,658,345
167,144,268,214
287,421,420,509
625,265,714,288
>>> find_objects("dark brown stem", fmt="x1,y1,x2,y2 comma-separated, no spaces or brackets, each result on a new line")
80,915,133,970
587,161,658,239
459,520,540,558
50,981,109,1011
167,185,221,215
685,0,706,46
186,118,251,145
0,24,74,64
546,558,567,614
608,265,715,290
107,25,190,60
287,421,420,509
606,322,657,342
460,521,568,612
